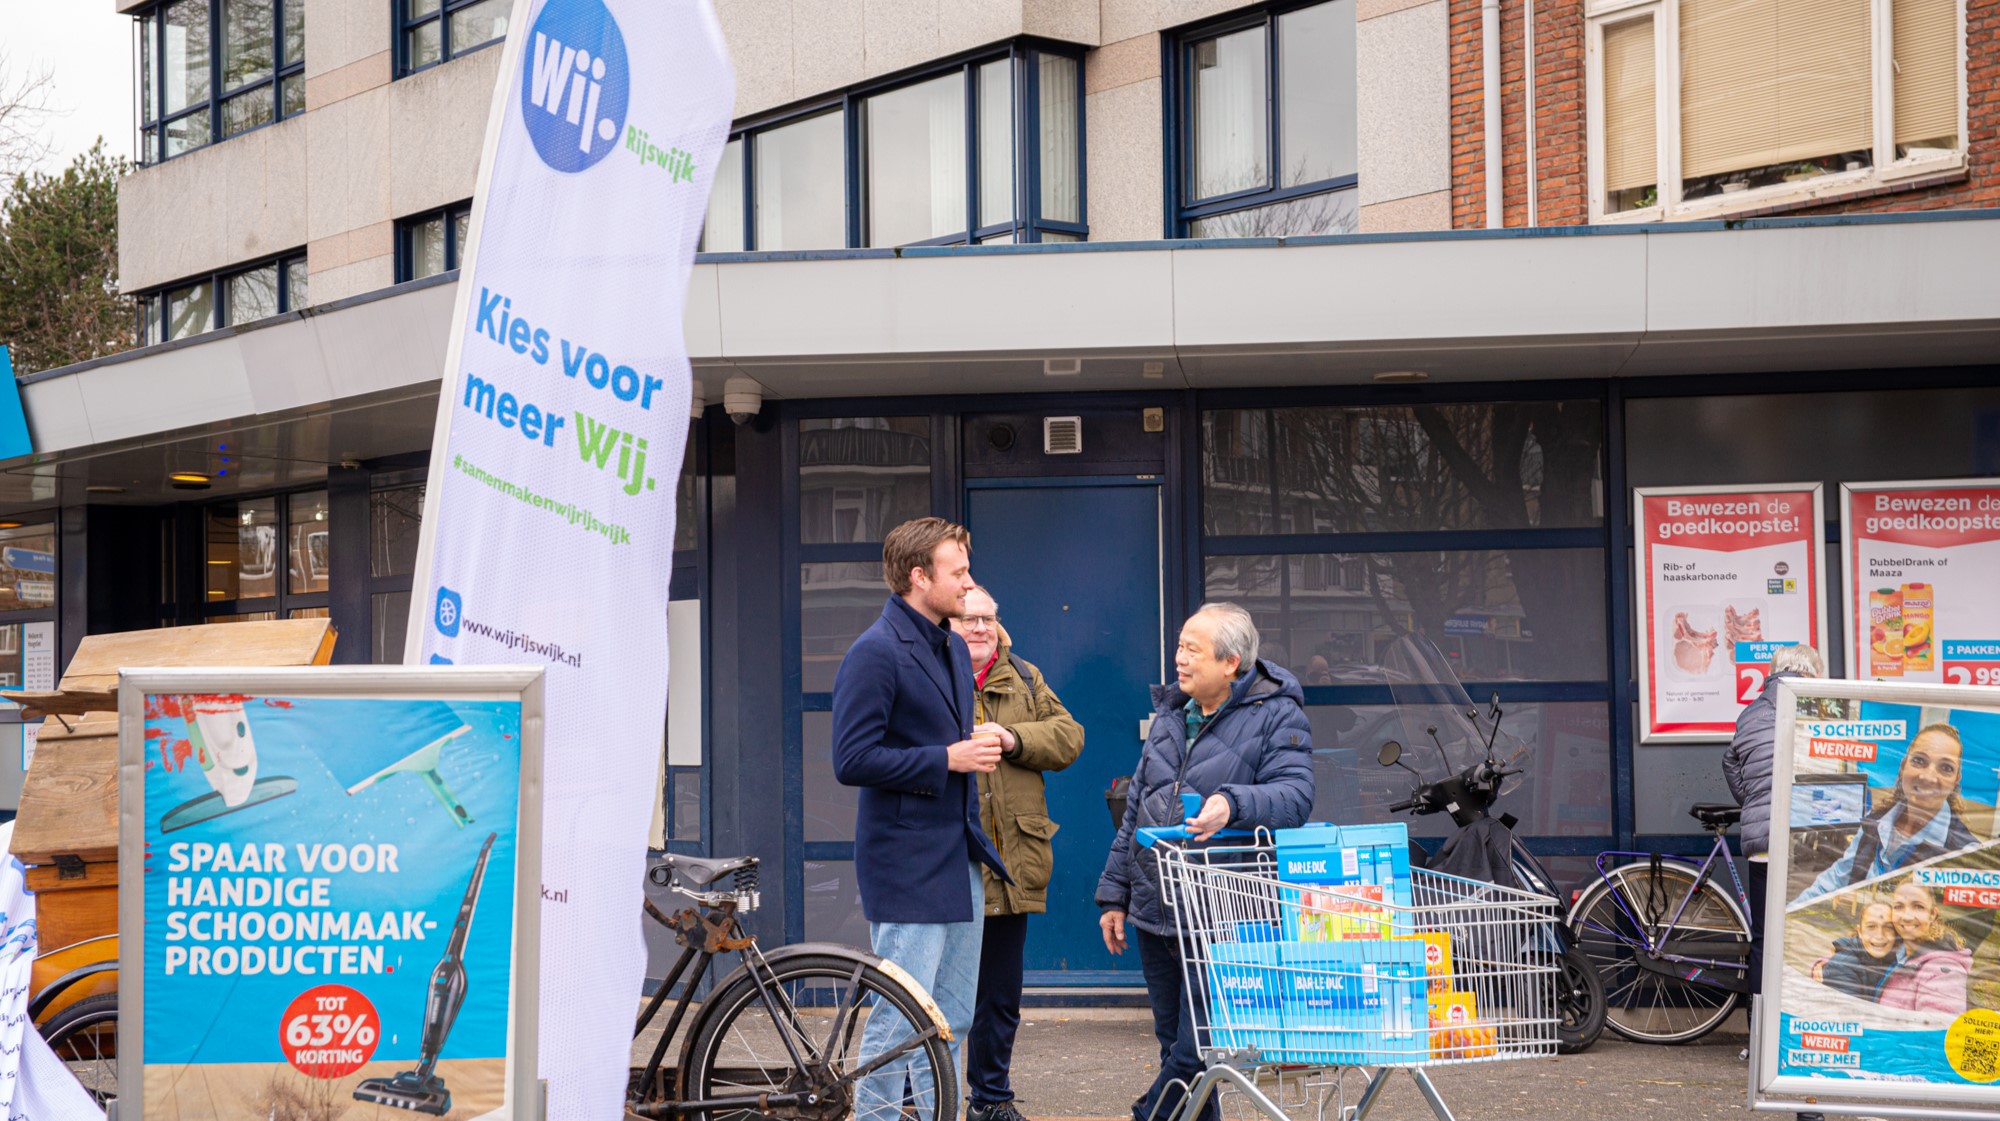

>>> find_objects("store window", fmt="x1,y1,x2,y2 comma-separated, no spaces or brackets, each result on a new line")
1589,0,1964,221
703,45,1086,250
369,481,425,663
204,490,329,620
398,203,474,281
0,525,57,614
136,253,308,345
1200,399,1613,845
1170,0,1358,237
397,0,509,77
134,0,304,165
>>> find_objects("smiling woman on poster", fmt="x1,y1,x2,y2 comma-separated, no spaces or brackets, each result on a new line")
1875,880,1972,1015
1795,724,1980,903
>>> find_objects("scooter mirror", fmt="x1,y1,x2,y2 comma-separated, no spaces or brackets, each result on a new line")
1377,741,1403,767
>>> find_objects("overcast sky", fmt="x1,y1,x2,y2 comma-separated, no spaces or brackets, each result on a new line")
1,0,136,174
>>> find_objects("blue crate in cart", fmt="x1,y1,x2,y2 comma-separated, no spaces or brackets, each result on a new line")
1270,939,1428,1067
1275,822,1414,909
1205,942,1286,1057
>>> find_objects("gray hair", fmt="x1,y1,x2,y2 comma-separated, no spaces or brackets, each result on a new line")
1194,602,1259,675
1770,643,1825,678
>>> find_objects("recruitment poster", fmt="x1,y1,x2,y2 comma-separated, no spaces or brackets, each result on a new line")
119,668,543,1121
1842,479,2000,687
1759,677,2000,1115
1634,484,1827,743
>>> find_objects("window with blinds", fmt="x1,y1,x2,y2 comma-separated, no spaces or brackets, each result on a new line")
1602,16,1657,212
1590,0,1965,218
1679,0,1872,198
1893,0,1959,154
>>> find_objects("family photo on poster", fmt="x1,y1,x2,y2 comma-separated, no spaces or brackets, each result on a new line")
1773,686,2000,1089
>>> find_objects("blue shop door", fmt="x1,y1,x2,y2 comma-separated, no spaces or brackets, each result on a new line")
966,479,1162,984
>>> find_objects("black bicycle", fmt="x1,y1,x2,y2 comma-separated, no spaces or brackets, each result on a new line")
627,852,956,1121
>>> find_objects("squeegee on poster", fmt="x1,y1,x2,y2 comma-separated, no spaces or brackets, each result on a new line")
343,702,476,827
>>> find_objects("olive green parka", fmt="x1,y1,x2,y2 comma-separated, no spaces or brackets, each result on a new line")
973,636,1085,915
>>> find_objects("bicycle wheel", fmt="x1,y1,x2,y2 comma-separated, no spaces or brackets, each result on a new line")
678,952,957,1121
1568,862,1749,1044
41,992,117,1106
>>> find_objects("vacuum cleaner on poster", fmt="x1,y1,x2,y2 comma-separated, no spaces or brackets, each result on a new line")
117,667,544,1121
1634,483,1828,744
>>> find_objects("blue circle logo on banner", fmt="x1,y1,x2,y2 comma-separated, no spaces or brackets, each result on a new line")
520,0,630,173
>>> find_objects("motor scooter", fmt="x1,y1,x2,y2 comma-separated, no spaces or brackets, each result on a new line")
1371,634,1606,1054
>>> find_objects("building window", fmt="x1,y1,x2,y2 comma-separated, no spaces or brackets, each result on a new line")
204,489,330,620
398,202,474,281
398,0,510,77
136,252,307,345
135,0,304,165
1168,0,1358,238
701,44,1087,251
368,477,425,662
1589,0,1965,221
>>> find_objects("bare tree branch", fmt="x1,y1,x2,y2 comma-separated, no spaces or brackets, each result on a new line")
0,50,56,191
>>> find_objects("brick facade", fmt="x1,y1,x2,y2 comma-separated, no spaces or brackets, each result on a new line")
1452,0,2000,228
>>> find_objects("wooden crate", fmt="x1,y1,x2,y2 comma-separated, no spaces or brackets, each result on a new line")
6,619,335,954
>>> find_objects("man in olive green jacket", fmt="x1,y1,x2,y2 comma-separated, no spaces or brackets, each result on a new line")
952,587,1083,1121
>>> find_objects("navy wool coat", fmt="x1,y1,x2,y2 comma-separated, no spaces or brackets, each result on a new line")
832,596,1009,923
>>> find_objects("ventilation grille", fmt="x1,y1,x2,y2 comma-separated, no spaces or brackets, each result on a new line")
1043,416,1083,454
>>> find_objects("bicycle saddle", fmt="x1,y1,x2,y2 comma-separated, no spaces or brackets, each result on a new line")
1689,803,1741,826
650,853,758,887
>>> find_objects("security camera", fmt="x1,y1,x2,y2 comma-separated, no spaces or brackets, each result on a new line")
722,375,764,426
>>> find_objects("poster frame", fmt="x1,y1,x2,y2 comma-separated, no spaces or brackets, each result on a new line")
1753,675,2000,1116
1839,476,2000,689
115,665,546,1121
1633,482,1828,745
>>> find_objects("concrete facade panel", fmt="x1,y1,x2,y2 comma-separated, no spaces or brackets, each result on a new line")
304,0,390,79
118,121,309,291
1021,0,1100,46
303,86,395,245
76,340,255,445
1358,188,1449,233
790,0,867,101
866,0,945,77
1356,0,1448,207
1083,77,1164,242
935,0,1023,54
721,0,800,117
308,255,396,305
388,48,501,218
313,282,457,400
1084,32,1161,95
305,52,392,111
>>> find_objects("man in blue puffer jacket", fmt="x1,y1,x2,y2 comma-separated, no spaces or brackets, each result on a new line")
1097,603,1314,1121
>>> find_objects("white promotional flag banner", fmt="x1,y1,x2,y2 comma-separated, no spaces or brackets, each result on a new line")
405,0,732,1115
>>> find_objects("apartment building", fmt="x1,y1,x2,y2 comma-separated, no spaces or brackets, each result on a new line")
2,0,1994,980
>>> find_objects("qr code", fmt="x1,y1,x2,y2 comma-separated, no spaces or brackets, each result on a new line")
1958,1033,1999,1079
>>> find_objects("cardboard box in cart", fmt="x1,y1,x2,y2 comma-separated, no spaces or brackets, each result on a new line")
4,619,336,955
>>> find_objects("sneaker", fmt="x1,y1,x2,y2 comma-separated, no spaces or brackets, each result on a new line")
968,1101,1031,1121
1795,1114,1825,1121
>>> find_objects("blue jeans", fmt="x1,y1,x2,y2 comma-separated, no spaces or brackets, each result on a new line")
857,862,985,1121
1135,927,1218,1121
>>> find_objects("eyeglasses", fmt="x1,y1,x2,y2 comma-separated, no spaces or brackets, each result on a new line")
961,615,999,629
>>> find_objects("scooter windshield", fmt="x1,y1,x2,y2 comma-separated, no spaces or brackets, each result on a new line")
1377,633,1532,796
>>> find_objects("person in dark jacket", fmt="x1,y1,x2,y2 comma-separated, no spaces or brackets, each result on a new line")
1097,603,1314,1121
832,517,1010,1119
1720,643,1823,1121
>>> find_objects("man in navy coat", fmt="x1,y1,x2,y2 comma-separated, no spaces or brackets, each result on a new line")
834,516,1010,1117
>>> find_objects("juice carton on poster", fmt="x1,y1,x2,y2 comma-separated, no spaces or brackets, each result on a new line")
1869,588,1905,677
1899,582,1934,672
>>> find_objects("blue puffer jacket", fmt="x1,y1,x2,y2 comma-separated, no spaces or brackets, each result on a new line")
1096,661,1315,935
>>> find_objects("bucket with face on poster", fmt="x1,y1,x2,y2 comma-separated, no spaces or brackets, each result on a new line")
1758,676,2000,1115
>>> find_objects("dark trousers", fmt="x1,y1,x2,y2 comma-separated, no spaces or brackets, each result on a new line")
1134,928,1218,1121
966,913,1029,1105
1747,859,1768,996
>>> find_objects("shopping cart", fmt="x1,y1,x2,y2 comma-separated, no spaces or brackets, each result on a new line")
1144,832,1563,1121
